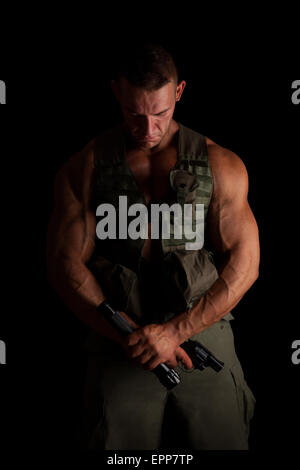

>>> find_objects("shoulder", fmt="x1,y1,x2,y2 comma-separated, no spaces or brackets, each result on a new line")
60,138,96,178
206,136,247,178
205,137,249,199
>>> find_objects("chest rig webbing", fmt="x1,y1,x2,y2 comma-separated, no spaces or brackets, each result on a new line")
91,122,214,273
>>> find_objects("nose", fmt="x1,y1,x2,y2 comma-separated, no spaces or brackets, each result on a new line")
138,116,156,138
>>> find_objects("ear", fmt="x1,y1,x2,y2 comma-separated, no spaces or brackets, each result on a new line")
111,80,120,101
175,80,186,102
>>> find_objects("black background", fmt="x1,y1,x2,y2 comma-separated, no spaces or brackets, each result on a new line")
0,31,299,457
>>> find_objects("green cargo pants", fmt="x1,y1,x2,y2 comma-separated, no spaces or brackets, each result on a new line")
81,251,256,450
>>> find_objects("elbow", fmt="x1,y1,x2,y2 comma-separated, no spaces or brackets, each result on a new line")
47,255,88,293
251,268,259,285
247,262,260,289
235,249,260,293
46,258,59,290
241,243,260,289
251,250,260,284
46,251,67,290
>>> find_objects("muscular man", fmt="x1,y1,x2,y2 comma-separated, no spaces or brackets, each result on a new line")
47,42,260,450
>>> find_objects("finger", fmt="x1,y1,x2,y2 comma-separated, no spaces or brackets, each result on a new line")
135,350,153,365
125,332,142,347
165,358,179,369
143,355,162,371
144,354,179,371
128,342,147,359
176,348,193,370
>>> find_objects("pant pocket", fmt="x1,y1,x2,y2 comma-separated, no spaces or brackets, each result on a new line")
229,362,256,439
80,360,107,449
88,399,107,449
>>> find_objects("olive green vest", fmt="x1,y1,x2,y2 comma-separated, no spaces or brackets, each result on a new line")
90,122,213,274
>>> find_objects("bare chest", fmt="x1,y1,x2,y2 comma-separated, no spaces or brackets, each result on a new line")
125,145,178,205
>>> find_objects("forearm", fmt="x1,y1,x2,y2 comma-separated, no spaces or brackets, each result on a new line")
165,246,259,343
48,259,138,344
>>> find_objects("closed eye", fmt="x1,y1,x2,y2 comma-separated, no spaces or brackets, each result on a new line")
127,108,170,117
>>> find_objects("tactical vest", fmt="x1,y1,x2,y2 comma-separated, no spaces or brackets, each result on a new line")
90,121,214,274
86,121,234,328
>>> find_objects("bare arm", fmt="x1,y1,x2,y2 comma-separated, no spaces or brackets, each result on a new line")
47,142,194,371
164,144,260,342
46,142,137,344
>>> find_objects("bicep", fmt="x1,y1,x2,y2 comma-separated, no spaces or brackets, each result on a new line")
207,151,260,264
47,163,96,273
208,199,259,261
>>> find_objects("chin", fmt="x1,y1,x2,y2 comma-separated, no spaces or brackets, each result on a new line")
144,141,161,150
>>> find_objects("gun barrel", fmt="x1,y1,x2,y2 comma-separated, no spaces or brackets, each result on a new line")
207,355,224,372
182,340,224,373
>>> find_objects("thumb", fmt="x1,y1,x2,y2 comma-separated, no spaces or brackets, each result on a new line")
176,347,193,370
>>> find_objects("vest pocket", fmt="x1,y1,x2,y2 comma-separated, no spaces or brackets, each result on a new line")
170,168,199,197
167,248,219,308
167,168,200,249
88,255,137,312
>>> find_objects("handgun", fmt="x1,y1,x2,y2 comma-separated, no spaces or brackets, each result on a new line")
96,301,224,389
180,339,224,372
96,300,181,390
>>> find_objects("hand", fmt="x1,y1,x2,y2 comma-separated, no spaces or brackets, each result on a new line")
123,323,193,371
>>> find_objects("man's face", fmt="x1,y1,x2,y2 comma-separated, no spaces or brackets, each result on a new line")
111,77,186,150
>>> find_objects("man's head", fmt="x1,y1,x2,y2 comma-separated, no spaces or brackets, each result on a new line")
111,42,186,149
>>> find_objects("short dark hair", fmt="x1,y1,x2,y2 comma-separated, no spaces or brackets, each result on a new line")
113,41,178,91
